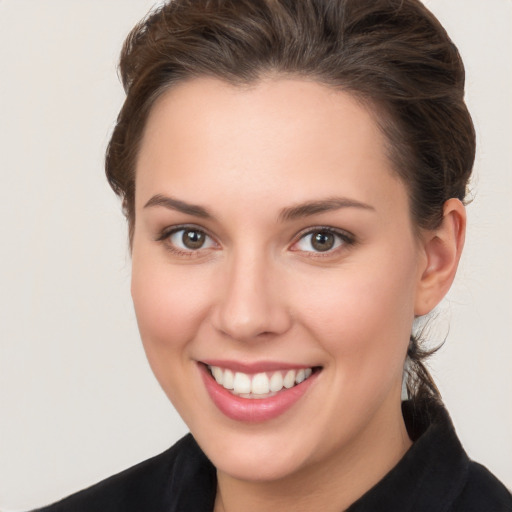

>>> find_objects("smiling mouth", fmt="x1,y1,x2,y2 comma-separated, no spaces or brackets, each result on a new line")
206,365,320,399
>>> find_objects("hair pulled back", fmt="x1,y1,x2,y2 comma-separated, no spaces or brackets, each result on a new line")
106,0,475,403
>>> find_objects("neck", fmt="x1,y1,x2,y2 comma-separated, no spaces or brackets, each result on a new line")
214,395,411,512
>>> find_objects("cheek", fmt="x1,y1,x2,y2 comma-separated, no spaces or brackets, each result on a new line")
130,254,213,372
294,254,417,380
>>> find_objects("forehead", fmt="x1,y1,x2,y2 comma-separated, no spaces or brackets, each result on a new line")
135,77,406,216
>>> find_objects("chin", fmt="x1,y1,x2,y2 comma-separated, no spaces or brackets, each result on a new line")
190,419,321,483
209,441,310,482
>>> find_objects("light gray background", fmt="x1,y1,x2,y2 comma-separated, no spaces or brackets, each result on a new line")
0,1,510,510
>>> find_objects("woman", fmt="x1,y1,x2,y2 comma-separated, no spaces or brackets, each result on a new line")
31,0,511,510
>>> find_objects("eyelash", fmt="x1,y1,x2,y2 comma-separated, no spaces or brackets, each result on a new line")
156,225,217,257
155,225,355,257
291,226,356,257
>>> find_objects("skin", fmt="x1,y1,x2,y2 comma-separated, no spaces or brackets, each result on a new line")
131,77,465,512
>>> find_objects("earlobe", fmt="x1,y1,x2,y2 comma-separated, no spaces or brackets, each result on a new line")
414,198,466,316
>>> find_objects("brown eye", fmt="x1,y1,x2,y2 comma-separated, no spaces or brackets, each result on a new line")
293,228,352,254
182,229,205,249
165,227,216,253
311,231,335,252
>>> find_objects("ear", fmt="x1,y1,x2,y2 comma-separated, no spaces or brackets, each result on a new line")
414,198,466,316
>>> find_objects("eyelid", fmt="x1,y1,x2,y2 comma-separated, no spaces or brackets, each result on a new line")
155,224,354,256
156,224,219,254
290,226,355,254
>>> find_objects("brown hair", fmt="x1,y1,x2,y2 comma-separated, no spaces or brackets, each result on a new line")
105,0,475,402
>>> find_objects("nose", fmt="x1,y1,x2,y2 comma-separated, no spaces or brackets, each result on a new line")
212,250,292,342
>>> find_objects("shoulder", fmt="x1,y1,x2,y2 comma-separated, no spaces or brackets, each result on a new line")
450,461,512,512
31,434,211,512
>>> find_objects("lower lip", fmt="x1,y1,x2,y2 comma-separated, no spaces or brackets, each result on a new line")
199,364,319,423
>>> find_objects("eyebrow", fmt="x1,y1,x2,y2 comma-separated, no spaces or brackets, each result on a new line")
278,197,375,222
144,194,212,218
143,194,375,222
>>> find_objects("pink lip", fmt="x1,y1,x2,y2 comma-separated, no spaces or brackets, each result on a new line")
199,363,320,423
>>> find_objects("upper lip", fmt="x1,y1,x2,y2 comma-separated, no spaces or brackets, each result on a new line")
200,359,319,374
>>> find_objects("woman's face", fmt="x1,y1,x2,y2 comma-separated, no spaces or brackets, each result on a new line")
131,78,427,482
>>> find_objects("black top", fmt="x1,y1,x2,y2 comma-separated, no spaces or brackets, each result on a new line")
33,400,512,511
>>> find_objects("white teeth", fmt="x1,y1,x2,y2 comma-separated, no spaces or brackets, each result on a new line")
283,370,296,389
212,366,223,385
223,369,234,389
208,365,315,397
251,373,270,394
233,372,251,394
269,371,284,392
